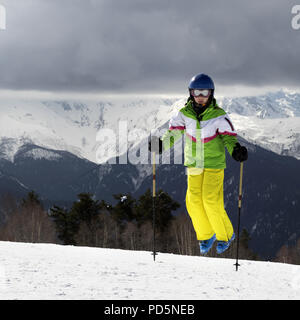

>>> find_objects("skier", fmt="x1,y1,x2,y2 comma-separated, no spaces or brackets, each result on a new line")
148,74,248,254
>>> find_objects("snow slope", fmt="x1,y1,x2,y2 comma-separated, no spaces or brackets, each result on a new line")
0,241,299,300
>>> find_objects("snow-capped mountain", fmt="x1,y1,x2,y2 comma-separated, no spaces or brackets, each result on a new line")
220,90,300,118
0,96,179,164
218,89,300,159
0,90,299,165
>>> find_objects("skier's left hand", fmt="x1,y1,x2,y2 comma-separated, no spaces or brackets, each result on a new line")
232,143,248,162
148,136,163,154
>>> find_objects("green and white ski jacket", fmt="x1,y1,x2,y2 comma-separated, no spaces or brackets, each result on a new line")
161,98,238,169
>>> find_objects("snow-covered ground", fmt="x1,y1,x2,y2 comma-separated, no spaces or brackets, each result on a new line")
0,241,299,300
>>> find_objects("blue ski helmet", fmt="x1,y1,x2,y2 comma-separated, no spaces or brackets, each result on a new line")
188,74,215,90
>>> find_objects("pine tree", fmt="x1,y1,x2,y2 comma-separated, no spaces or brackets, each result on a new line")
71,193,102,228
111,193,137,224
135,189,180,232
50,193,105,246
21,190,42,208
50,205,79,245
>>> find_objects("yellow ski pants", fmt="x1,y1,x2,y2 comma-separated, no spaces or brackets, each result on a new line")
186,168,234,241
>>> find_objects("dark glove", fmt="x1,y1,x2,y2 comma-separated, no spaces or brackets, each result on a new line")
148,136,163,154
232,143,248,162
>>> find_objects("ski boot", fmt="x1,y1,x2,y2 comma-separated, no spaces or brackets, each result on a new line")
199,234,216,255
216,233,235,254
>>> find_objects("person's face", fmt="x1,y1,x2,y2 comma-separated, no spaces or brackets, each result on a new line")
190,89,211,106
194,94,209,106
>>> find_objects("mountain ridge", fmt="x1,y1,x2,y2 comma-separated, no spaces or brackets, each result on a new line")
0,90,299,164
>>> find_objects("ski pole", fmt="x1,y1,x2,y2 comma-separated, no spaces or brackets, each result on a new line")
234,162,244,271
152,150,157,261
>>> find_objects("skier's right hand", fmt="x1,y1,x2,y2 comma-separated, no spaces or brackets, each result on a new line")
232,143,248,162
148,136,163,154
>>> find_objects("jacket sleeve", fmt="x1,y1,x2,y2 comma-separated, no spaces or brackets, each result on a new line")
217,114,238,156
161,110,185,151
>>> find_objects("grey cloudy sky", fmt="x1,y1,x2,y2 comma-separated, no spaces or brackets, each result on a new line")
0,0,299,96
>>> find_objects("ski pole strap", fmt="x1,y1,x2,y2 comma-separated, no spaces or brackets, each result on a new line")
152,151,156,197
238,162,244,208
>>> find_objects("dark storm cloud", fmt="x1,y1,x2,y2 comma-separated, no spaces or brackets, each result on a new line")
0,0,299,93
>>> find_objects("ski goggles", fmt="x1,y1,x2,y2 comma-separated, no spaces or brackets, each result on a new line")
190,89,211,97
